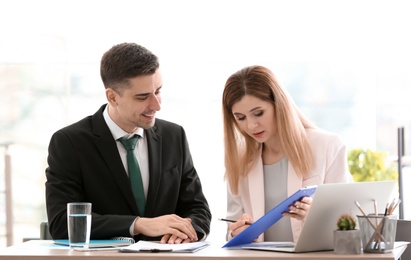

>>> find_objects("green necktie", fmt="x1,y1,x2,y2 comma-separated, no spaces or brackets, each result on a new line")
119,135,146,216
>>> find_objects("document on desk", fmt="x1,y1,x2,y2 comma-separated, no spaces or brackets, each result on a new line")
119,240,210,253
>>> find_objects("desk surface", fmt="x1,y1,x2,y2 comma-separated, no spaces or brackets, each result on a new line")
0,240,407,260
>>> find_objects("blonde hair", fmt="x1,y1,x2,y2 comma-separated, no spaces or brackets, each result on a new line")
222,65,316,195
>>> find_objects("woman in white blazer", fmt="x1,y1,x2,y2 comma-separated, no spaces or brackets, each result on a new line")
222,65,353,243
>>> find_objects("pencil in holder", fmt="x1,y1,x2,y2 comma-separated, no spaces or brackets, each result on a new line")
357,214,397,253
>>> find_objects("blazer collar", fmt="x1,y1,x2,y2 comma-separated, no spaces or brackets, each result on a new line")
143,126,162,217
91,104,140,214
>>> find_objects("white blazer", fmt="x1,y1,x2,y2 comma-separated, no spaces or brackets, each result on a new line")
226,128,353,242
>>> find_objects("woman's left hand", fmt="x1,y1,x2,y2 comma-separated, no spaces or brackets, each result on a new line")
282,196,312,221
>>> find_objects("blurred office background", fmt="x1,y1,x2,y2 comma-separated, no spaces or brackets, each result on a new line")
1,0,411,246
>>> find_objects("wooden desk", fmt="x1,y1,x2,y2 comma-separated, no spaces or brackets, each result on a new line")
0,240,407,260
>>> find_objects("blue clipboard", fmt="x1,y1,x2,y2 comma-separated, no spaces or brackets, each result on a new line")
222,186,317,248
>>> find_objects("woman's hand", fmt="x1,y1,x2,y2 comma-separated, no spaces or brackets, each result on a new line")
228,214,254,238
282,196,313,221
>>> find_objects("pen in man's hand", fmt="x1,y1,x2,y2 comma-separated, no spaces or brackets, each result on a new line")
218,218,252,225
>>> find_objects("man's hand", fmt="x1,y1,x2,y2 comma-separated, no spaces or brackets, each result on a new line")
134,214,198,244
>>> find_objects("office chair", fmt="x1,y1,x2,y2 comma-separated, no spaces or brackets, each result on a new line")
396,219,411,260
40,222,53,240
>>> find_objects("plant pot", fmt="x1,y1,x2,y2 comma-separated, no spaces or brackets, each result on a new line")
334,229,361,254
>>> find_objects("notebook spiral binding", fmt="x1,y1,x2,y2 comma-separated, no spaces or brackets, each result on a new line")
111,237,136,244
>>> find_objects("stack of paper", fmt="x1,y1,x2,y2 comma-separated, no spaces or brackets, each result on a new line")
119,240,209,253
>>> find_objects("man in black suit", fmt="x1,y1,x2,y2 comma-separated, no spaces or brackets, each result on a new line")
45,42,211,244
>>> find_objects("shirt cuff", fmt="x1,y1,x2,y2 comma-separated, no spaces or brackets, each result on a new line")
129,216,140,236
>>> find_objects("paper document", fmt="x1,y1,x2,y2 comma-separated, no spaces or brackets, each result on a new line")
119,240,210,253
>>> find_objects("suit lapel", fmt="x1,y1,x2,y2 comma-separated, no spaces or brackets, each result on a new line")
92,105,139,215
144,126,162,217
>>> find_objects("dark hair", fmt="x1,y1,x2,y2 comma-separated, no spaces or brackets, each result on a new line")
100,42,159,93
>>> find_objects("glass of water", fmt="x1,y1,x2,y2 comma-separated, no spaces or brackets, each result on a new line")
67,202,92,249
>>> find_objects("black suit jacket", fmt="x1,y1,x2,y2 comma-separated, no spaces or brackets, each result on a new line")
45,104,211,240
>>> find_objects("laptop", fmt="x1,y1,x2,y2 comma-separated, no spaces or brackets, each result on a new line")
238,181,397,253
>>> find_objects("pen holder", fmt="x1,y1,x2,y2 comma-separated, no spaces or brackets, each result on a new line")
357,214,397,253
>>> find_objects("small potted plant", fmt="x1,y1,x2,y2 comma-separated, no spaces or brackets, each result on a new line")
334,214,362,254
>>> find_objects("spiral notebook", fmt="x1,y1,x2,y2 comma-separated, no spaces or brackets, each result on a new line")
54,236,135,248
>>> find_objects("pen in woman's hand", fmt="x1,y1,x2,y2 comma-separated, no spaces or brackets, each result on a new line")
218,218,252,225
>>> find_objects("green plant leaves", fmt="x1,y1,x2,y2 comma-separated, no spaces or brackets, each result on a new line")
347,148,397,182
